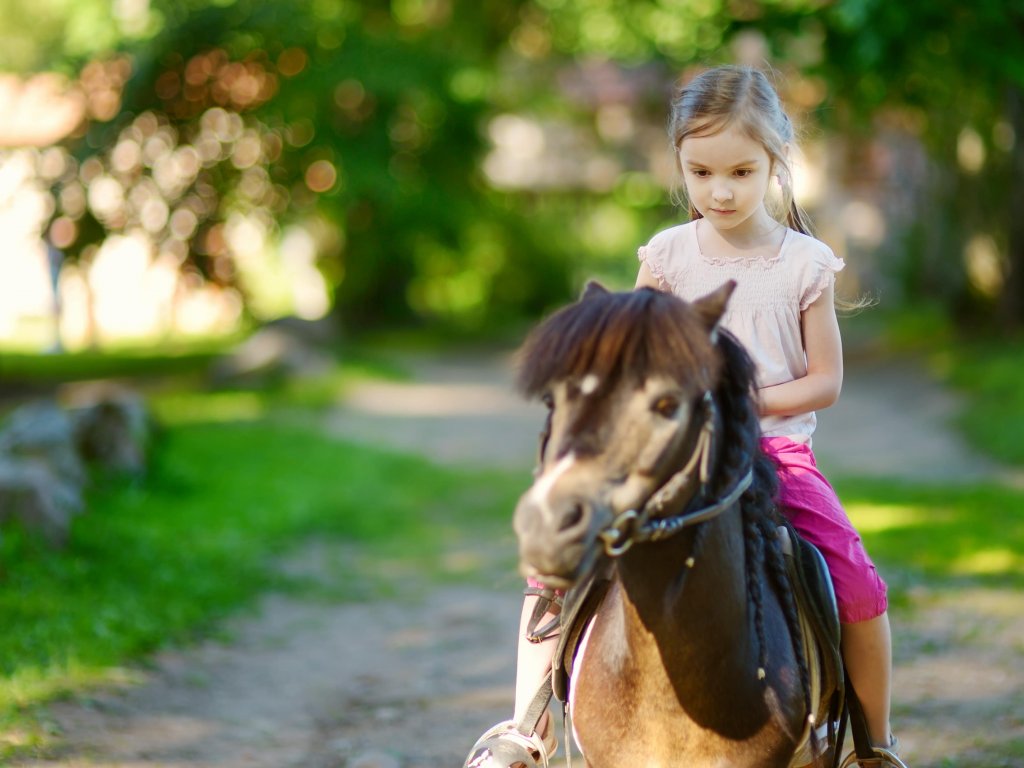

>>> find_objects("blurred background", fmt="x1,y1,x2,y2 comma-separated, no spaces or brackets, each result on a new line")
2,2,1023,766
0,0,1020,348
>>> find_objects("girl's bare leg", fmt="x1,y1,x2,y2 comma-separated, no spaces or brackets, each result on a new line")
841,612,894,747
514,594,559,740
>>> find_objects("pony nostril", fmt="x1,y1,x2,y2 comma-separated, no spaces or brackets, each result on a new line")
559,503,587,533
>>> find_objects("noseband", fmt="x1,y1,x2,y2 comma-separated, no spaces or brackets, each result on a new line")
599,390,753,556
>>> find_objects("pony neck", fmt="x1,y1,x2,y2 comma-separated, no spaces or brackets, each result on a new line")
615,507,765,698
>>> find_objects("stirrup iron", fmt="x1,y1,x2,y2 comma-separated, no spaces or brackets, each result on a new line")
839,743,909,768
463,719,555,768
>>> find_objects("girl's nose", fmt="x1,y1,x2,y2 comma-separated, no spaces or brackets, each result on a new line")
712,185,733,202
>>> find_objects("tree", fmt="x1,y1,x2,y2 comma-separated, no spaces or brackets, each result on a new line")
6,0,574,335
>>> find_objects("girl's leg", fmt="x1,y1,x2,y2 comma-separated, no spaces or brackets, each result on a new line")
841,611,894,747
514,593,559,738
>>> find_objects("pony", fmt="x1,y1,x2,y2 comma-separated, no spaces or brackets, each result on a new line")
510,282,826,768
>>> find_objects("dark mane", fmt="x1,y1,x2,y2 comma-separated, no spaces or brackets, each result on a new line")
516,288,722,400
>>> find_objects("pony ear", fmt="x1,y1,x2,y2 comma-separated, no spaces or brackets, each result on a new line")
692,280,736,335
580,280,610,301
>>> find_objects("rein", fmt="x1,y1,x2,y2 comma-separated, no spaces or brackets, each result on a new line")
599,391,753,557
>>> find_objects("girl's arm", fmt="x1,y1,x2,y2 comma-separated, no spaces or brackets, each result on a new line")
758,281,843,416
635,261,661,289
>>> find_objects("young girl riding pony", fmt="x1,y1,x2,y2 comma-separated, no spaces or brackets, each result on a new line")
468,64,900,768
635,64,898,763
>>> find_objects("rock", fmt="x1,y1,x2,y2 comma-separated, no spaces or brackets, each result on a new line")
0,455,83,546
70,389,153,475
0,389,154,545
0,400,86,489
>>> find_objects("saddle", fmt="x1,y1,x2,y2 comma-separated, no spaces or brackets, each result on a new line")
779,521,845,765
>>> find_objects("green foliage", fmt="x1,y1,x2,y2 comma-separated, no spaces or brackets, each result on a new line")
0,0,129,72
11,0,1024,331
34,0,575,332
0,417,523,752
806,0,1024,322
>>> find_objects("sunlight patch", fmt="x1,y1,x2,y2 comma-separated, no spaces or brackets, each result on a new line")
952,549,1021,576
845,503,924,533
154,391,267,425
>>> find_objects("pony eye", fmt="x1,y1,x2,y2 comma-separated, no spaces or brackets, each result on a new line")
652,395,680,418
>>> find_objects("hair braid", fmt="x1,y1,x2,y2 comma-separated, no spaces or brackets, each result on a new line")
712,329,817,753
743,510,768,678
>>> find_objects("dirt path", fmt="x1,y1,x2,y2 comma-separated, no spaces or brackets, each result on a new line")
13,351,1023,768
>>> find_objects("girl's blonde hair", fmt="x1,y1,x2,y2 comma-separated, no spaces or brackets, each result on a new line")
669,65,813,236
669,65,873,312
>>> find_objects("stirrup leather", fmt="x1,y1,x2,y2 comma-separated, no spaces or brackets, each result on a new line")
463,719,555,768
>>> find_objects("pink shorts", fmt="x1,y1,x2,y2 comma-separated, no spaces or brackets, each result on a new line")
761,436,888,624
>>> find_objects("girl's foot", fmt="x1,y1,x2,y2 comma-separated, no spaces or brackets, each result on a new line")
848,735,908,768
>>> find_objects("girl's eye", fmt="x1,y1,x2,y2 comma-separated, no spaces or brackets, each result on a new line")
735,169,752,177
652,395,680,418
690,169,710,178
541,392,554,409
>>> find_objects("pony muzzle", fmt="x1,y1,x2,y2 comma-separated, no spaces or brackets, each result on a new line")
513,493,603,587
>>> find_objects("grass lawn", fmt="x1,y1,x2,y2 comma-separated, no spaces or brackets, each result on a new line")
0,410,524,759
937,340,1024,467
836,478,1024,593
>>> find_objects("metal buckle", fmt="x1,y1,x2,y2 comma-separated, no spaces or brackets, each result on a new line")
600,509,639,556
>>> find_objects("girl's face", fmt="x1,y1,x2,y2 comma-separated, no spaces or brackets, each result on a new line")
677,123,776,236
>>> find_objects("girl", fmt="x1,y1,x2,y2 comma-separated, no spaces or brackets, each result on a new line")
467,64,899,768
633,64,898,763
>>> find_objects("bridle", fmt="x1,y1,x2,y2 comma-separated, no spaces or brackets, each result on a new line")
517,385,756,768
597,390,753,557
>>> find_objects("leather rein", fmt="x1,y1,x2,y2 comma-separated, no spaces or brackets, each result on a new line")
598,390,753,558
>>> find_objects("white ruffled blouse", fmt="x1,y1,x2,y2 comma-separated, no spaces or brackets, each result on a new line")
637,220,845,443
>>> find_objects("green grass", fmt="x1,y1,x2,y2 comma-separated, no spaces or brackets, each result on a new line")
934,340,1024,466
0,343,232,382
0,416,524,758
836,477,1024,592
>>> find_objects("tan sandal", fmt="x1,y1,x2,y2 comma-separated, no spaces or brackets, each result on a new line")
463,719,557,768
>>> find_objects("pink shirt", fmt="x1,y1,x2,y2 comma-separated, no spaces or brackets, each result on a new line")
638,220,844,443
